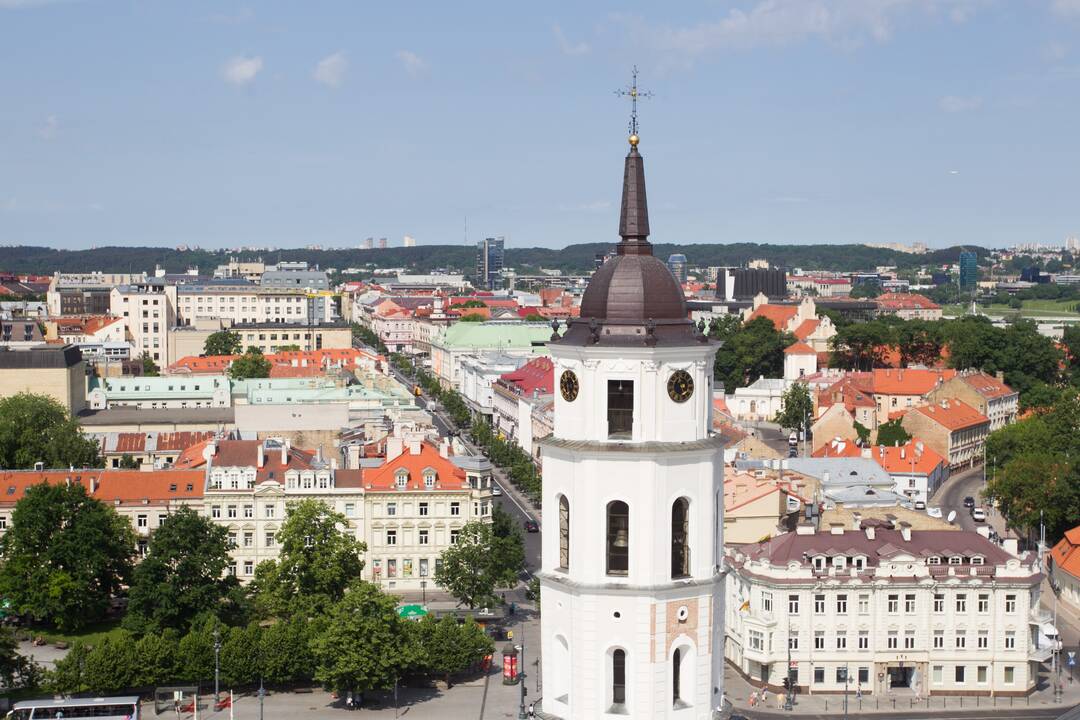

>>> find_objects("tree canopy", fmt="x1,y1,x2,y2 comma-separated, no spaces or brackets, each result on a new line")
774,382,813,432
435,521,523,609
204,330,243,356
711,316,793,391
0,483,134,631
875,419,912,447
124,506,239,634
0,393,101,469
228,346,272,380
251,499,366,619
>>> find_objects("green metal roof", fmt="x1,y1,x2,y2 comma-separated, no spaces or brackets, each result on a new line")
436,322,551,350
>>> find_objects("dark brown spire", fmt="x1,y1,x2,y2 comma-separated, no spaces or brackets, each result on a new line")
617,143,651,256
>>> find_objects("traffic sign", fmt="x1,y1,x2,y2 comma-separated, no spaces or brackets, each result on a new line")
1067,651,1076,667
789,661,798,669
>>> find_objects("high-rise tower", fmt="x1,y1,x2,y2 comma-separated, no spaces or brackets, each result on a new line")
538,131,725,719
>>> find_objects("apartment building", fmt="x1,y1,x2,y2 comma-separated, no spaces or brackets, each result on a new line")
87,375,231,410
110,282,176,365
902,399,990,469
725,523,1048,697
929,371,1018,432
875,293,943,321
0,345,87,413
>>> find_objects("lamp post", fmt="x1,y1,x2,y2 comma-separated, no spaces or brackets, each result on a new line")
842,665,849,719
784,625,794,711
257,677,265,720
420,580,427,605
212,627,222,706
517,628,528,720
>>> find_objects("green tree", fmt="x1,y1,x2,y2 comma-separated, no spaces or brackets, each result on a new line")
524,313,546,322
875,419,912,447
774,382,813,433
141,352,160,376
133,631,179,687
894,320,945,368
229,346,272,380
0,626,42,690
853,420,871,445
435,521,524,609
418,615,494,687
829,322,891,370
251,499,366,619
351,323,387,354
82,631,138,694
204,330,243,357
259,619,315,686
118,453,139,469
276,344,302,351
46,641,90,695
0,483,134,631
986,454,1080,540
312,583,417,695
712,316,793,390
221,623,262,687
124,506,238,634
0,392,101,469
850,282,881,299
459,312,485,322
176,621,218,684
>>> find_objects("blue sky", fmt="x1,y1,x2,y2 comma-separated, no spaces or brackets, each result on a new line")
1,0,1078,251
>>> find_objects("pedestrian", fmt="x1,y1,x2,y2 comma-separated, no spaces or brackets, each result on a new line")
749,690,758,707
777,690,785,709
761,688,768,706
856,683,862,700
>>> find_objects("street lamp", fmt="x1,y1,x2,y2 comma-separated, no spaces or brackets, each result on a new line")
258,676,265,720
213,627,222,705
517,624,528,720
842,665,849,719
420,580,427,605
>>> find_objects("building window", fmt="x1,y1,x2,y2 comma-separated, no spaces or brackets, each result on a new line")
450,529,460,545
814,631,825,650
243,561,254,575
419,502,429,517
858,594,870,614
227,505,237,519
228,532,237,548
672,647,683,705
888,594,899,613
887,631,898,649
932,666,943,684
814,594,825,614
955,666,965,684
386,530,397,546
836,632,847,650
978,594,989,613
956,631,966,650
904,630,915,649
424,472,436,489
788,633,799,651
418,529,429,545
762,592,773,615
386,503,397,517
789,595,800,615
265,505,275,518
211,505,221,519
858,631,869,650
606,501,630,576
419,558,429,577
978,630,989,649
243,532,253,547
450,502,461,516
956,594,967,613
344,503,355,517
836,667,847,683
750,630,765,652
836,594,848,614
265,532,275,547
1005,594,1016,613
137,514,147,528
612,649,627,707
934,593,944,613
1004,666,1015,685
813,667,825,684
671,497,690,579
858,667,869,685
559,495,570,571
243,505,253,518
1005,631,1016,650
607,380,634,438
905,594,916,613
396,472,408,490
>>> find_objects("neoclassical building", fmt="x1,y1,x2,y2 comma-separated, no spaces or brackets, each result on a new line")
538,130,725,718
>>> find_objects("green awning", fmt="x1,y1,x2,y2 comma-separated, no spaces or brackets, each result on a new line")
397,604,428,619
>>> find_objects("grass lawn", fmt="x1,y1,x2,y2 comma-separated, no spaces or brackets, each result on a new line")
24,616,126,647
943,299,1080,318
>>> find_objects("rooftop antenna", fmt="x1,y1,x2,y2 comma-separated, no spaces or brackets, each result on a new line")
614,65,653,143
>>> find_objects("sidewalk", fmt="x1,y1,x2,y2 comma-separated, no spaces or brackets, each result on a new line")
723,663,1080,716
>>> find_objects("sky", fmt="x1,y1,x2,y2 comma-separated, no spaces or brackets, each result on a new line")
1,0,1079,252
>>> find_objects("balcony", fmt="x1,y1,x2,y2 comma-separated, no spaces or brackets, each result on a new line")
1030,607,1053,625
1029,645,1054,663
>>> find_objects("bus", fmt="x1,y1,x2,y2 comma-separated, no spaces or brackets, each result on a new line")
7,696,140,719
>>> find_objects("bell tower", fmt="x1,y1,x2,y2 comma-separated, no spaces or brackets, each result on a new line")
537,112,725,718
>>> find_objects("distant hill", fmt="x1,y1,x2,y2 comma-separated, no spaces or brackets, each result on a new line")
0,243,988,278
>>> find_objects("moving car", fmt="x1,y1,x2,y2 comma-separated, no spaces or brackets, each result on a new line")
491,484,503,497
971,507,987,522
963,496,976,509
524,520,540,533
914,500,926,510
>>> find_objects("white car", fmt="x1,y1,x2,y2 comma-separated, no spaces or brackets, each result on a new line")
926,507,943,519
971,508,987,522
491,485,503,497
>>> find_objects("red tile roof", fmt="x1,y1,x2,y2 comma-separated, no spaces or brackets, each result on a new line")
871,368,955,395
877,292,941,311
747,304,798,329
362,443,468,491
208,440,318,483
1051,528,1080,581
959,372,1016,399
784,341,816,355
498,356,554,395
793,319,820,340
0,469,204,504
909,399,989,430
167,348,378,375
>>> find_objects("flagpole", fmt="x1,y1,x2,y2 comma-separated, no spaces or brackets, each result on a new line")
229,690,234,720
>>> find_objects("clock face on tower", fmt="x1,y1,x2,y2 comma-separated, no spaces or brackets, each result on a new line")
667,370,694,403
560,370,579,402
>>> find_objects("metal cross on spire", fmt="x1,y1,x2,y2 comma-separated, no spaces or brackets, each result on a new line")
615,65,652,144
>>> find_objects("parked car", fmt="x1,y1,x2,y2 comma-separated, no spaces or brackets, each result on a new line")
524,520,540,533
963,496,976,509
914,500,926,510
788,446,798,458
971,507,987,522
491,484,503,497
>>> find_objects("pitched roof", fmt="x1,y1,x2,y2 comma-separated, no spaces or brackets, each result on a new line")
784,341,817,355
959,372,1016,399
738,528,1013,567
361,443,468,491
1051,528,1080,581
871,441,946,475
871,368,955,395
498,356,554,395
210,439,318,482
876,292,941,311
0,469,204,504
793,319,821,340
909,399,989,430
747,304,798,329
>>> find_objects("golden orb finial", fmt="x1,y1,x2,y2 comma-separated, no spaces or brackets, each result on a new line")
628,133,639,147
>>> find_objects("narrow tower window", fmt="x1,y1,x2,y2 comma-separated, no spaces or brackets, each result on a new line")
558,495,570,570
612,649,627,707
606,501,629,576
671,497,690,578
607,380,634,438
672,647,682,704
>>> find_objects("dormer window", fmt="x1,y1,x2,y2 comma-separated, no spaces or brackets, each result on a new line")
813,556,826,571
948,556,963,565
832,556,846,569
424,471,436,489
971,556,984,566
928,556,941,565
395,470,409,489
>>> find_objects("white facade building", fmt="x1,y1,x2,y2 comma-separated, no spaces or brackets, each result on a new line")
538,137,724,719
725,524,1048,698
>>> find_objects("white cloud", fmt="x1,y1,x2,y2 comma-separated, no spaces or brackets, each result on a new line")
620,0,988,63
37,114,58,140
396,50,426,76
553,24,590,56
222,55,263,86
1052,0,1080,17
313,51,347,87
939,94,982,113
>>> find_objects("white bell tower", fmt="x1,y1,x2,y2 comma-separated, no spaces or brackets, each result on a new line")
537,128,724,719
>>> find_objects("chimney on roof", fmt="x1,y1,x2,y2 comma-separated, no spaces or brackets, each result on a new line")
900,447,906,460
996,370,1004,382
90,476,98,494
281,440,289,466
407,439,421,455
386,437,404,462
900,524,912,542
940,399,948,409
916,441,924,454
830,523,844,535
439,439,449,459
865,526,876,541
257,443,265,468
